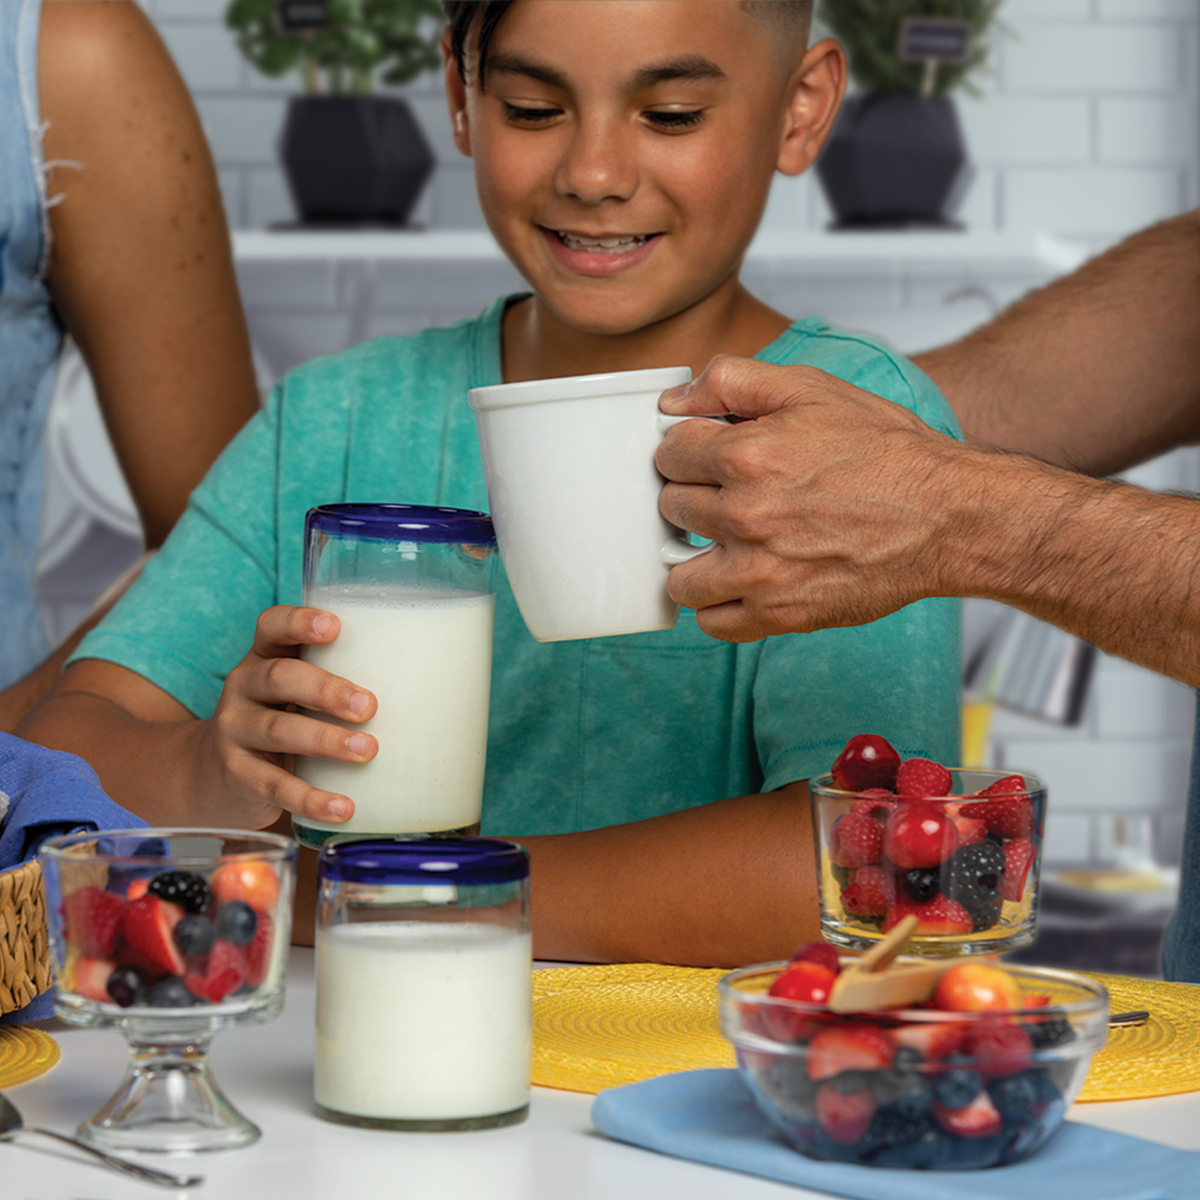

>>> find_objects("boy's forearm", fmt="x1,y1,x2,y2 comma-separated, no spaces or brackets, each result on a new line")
934,445,1200,685
914,210,1200,475
511,782,819,967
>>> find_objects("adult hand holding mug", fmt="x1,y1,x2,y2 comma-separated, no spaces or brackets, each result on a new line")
655,356,971,643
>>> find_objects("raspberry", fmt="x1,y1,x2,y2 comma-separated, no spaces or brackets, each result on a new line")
1000,838,1034,902
895,758,954,798
832,813,883,866
830,734,901,792
958,796,1034,840
841,865,895,917
851,790,899,823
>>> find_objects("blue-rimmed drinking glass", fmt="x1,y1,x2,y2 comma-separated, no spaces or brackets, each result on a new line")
315,838,532,1131
293,505,497,848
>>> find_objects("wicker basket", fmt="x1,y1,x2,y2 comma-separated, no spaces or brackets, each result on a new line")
0,859,51,1016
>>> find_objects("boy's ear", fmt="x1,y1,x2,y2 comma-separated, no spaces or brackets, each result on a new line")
442,27,472,158
776,38,847,177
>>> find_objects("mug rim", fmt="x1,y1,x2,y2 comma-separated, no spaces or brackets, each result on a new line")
468,366,691,412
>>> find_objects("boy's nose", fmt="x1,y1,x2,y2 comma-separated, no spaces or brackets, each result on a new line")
554,118,638,205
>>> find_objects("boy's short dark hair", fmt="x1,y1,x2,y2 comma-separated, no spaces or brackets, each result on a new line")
443,1,813,89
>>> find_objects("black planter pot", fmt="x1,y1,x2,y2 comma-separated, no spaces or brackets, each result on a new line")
280,95,435,227
816,95,971,230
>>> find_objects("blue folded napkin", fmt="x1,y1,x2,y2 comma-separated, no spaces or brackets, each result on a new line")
0,732,146,1024
592,1069,1200,1200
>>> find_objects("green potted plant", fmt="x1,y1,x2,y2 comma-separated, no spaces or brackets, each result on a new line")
226,0,446,225
817,0,1002,229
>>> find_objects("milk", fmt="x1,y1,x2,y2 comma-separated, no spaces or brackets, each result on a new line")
315,920,532,1120
295,586,494,836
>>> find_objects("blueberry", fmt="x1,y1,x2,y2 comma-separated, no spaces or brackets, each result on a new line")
893,1075,935,1121
988,1073,1038,1124
215,900,258,946
757,1059,816,1120
891,1045,924,1073
147,977,194,1008
905,1127,955,1170
106,966,145,1008
902,868,941,904
861,1105,929,1157
933,1068,983,1110
173,914,216,958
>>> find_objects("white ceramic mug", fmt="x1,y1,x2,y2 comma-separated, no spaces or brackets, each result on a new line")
468,367,719,642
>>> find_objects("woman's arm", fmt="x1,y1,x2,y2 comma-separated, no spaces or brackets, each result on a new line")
39,0,258,547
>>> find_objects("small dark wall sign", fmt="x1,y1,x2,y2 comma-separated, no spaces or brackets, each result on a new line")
897,17,973,64
277,0,330,33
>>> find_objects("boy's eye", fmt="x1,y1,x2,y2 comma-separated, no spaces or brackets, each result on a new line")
503,103,562,125
644,109,705,131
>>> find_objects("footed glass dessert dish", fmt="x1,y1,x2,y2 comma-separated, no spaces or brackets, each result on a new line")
40,829,296,1153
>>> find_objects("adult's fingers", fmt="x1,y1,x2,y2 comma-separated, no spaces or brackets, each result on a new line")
659,356,832,419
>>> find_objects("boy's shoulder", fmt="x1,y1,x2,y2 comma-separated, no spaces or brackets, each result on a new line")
765,316,962,441
274,300,504,412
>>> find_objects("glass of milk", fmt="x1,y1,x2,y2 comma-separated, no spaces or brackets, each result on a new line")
314,838,532,1131
292,504,497,849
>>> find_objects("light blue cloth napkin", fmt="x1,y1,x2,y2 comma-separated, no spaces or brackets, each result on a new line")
0,732,145,1023
591,1069,1200,1200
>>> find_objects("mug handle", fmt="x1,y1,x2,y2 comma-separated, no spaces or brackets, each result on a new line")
655,412,732,567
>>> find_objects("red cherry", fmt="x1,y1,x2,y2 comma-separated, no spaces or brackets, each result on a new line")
790,942,841,976
769,961,837,1005
831,734,901,792
883,802,959,869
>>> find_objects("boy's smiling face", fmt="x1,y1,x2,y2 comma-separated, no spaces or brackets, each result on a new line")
446,1,843,346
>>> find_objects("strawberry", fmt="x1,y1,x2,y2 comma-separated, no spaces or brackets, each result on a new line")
895,758,953,798
933,1090,1003,1139
72,956,118,1004
945,803,988,846
832,813,883,866
830,734,900,792
959,796,1033,840
245,912,274,989
127,879,151,902
883,802,958,869
63,887,126,958
185,939,249,1004
816,1083,876,1145
851,790,898,822
1000,837,1034,902
790,941,841,975
841,865,895,917
977,774,1028,796
122,895,186,976
892,1021,967,1061
806,1024,894,1081
883,893,973,936
211,860,280,913
965,1018,1033,1078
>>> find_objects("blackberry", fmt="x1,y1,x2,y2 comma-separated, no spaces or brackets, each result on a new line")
1025,1011,1076,1049
902,867,942,904
859,1106,930,1162
944,843,1005,916
987,1073,1038,1124
148,870,212,915
969,894,1004,932
215,901,258,946
173,914,217,958
106,965,145,1008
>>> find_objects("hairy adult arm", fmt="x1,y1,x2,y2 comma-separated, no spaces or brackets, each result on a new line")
913,210,1200,475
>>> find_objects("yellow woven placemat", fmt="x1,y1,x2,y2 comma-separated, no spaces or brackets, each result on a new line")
531,964,1200,1103
0,1024,60,1089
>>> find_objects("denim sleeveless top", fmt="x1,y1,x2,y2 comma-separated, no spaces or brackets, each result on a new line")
0,0,60,688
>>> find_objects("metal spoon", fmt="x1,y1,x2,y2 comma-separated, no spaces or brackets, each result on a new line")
0,1093,202,1189
1109,1010,1151,1028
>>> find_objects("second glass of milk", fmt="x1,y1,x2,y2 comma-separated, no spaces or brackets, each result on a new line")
293,504,497,848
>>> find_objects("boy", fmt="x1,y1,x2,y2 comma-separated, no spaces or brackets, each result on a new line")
20,0,961,966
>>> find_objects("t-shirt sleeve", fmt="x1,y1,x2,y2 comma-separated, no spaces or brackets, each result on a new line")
752,330,963,790
68,386,286,719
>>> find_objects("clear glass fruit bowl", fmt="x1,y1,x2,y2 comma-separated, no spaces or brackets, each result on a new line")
40,828,296,1154
810,769,1047,957
719,961,1106,1170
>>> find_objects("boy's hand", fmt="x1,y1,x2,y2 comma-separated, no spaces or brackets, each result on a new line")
656,356,966,642
195,605,378,829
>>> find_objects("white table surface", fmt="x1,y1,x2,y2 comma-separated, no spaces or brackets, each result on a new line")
4,949,1198,1199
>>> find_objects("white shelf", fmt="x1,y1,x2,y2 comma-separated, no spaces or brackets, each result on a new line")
231,228,1089,272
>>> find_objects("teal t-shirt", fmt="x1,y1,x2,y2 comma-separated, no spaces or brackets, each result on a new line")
73,298,962,836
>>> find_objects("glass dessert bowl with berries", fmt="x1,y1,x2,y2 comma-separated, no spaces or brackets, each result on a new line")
39,828,296,1153
719,941,1107,1170
810,735,1046,956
